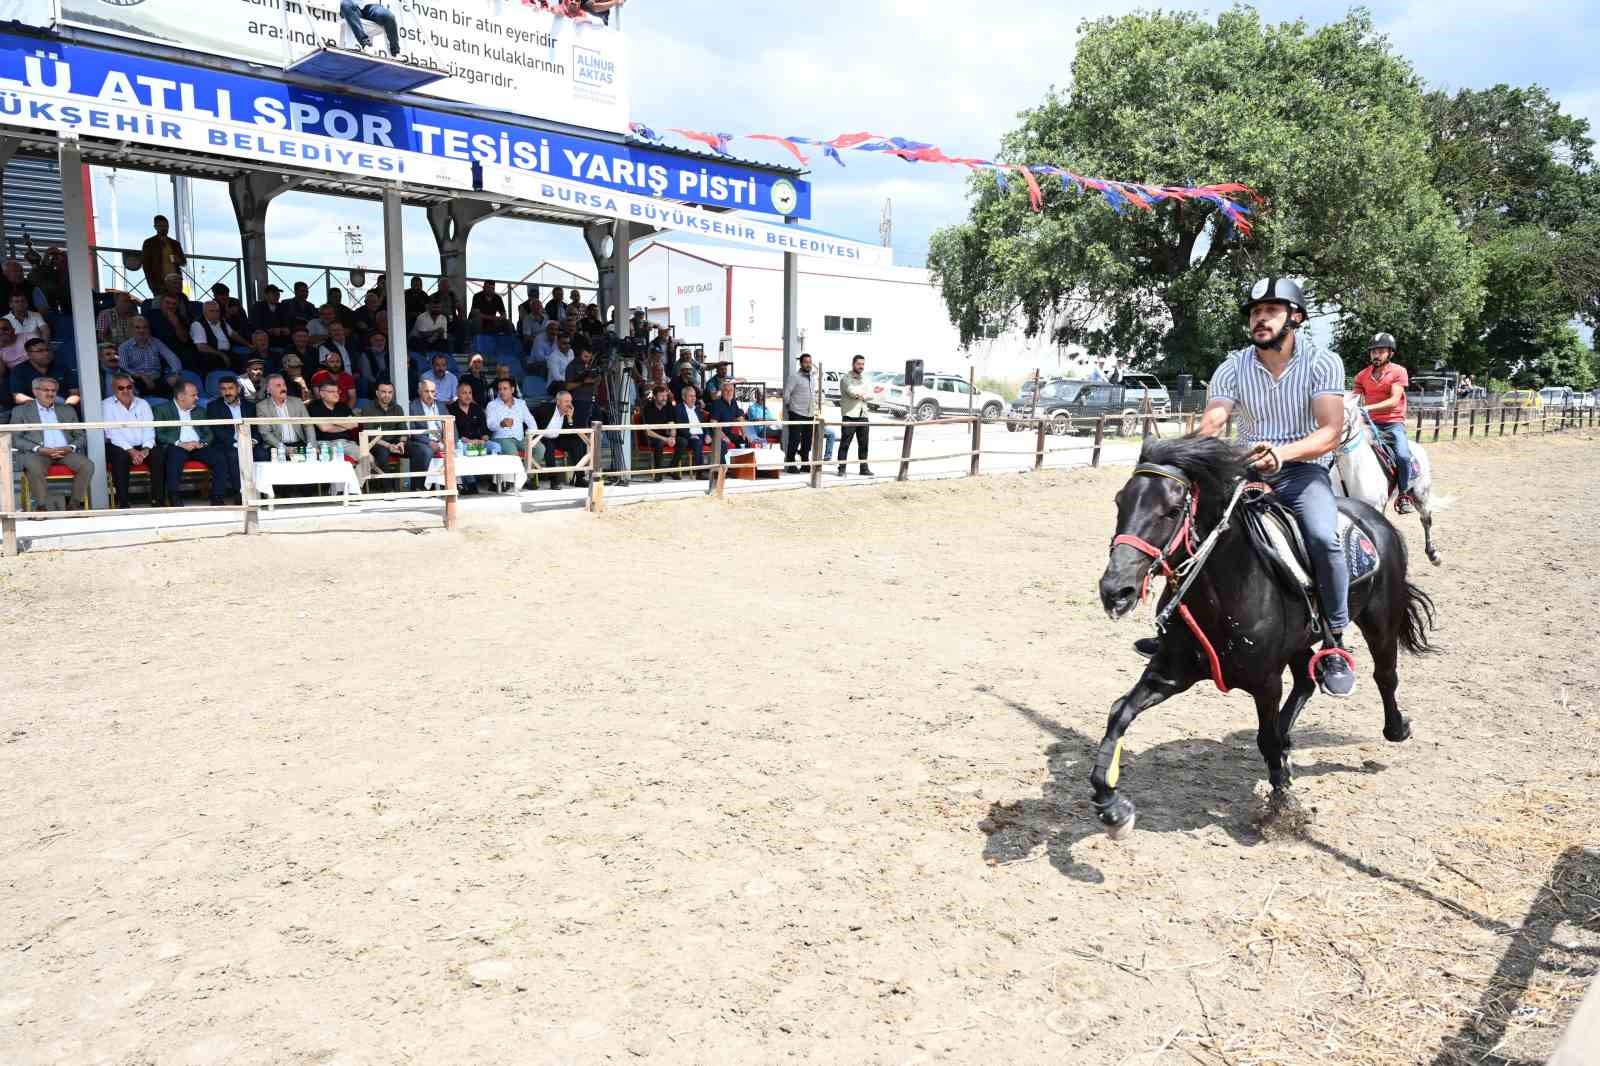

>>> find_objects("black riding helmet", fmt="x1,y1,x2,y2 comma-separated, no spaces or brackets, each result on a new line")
1368,331,1397,352
1241,277,1306,317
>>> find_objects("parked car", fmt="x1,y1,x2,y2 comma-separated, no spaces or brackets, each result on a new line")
1407,374,1458,412
1501,389,1542,409
880,373,1007,422
1116,373,1172,413
863,370,903,411
821,368,842,401
1005,379,1164,436
1007,379,1086,433
1538,386,1576,408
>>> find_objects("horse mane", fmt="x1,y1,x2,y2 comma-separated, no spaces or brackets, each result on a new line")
1138,434,1251,517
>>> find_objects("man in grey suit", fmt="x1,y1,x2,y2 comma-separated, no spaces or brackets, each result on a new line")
404,377,447,492
252,373,313,455
10,376,94,510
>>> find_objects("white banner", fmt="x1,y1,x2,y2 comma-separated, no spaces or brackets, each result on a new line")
480,163,890,267
55,0,629,134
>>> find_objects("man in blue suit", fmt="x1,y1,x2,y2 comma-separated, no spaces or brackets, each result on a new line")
205,374,258,504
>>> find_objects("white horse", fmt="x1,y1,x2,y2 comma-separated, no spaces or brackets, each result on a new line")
1332,392,1441,565
1331,392,1446,563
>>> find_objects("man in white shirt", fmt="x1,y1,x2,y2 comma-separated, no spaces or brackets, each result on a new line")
306,304,338,341
409,298,451,353
0,318,25,370
529,320,560,372
190,300,241,372
254,373,312,463
485,377,541,460
546,332,575,386
420,354,457,405
536,389,588,487
103,373,159,507
5,291,48,344
10,377,92,510
674,384,710,478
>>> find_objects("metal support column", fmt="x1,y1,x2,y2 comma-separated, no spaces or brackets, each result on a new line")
228,173,304,305
382,186,409,408
425,199,498,304
59,138,107,508
780,219,801,451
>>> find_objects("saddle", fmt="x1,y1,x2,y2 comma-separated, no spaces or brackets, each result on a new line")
1241,488,1382,601
1365,417,1421,496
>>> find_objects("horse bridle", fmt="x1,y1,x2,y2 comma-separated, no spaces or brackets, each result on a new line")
1108,462,1247,693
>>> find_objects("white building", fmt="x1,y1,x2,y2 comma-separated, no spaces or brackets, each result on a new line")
622,238,1102,386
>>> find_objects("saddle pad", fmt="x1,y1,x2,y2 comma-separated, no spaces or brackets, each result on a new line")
1259,509,1381,589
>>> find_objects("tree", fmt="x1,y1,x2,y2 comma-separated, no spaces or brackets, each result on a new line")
1425,85,1598,380
927,6,1479,379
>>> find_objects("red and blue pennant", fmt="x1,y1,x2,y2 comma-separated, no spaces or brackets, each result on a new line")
629,124,1257,235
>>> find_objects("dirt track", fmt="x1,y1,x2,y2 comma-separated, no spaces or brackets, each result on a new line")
2,428,1597,1065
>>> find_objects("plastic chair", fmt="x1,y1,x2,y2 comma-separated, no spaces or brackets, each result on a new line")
20,463,90,511
203,370,232,399
179,370,206,401
522,375,549,401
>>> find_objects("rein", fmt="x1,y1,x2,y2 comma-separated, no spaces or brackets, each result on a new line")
1110,464,1251,693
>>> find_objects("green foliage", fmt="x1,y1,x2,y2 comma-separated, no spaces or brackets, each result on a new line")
926,6,1479,379
976,376,1021,401
1512,324,1595,390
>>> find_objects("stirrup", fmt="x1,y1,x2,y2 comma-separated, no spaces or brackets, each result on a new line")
1393,494,1413,514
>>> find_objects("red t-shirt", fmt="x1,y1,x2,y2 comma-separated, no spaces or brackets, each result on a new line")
1353,363,1408,424
311,369,356,401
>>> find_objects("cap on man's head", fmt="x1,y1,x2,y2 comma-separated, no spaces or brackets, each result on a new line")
282,354,303,367
245,355,266,367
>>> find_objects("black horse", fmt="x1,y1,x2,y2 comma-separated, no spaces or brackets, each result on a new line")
1092,434,1434,838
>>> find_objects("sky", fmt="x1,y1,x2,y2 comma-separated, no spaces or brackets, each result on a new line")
86,0,1599,288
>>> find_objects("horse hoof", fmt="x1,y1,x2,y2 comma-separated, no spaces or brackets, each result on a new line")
1427,551,1442,567
1097,795,1137,840
1384,719,1412,743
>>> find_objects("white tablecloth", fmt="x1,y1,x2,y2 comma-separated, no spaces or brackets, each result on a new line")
253,459,361,501
424,453,528,492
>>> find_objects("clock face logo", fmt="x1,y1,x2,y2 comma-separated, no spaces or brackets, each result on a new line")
770,179,798,215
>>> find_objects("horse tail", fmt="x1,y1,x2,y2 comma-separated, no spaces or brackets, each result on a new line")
1398,581,1436,655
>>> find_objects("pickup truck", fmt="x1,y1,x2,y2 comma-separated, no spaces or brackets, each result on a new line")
1006,379,1170,436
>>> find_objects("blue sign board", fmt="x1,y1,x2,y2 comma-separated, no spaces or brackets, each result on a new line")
0,31,811,218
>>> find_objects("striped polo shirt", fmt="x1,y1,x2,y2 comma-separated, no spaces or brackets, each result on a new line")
1207,336,1347,467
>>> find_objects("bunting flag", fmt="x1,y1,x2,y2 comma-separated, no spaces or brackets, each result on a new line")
627,124,1259,235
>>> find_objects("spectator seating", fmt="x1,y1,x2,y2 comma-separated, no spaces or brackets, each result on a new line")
203,370,233,399
106,460,215,507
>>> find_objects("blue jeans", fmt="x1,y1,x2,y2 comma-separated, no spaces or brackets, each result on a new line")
1374,422,1412,495
341,1,400,54
1268,461,1348,633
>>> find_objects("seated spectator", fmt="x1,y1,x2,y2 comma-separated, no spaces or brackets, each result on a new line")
669,359,699,403
152,380,229,506
403,275,430,322
485,377,539,459
405,378,447,492
244,329,274,371
148,291,198,371
547,331,577,392
306,379,364,471
578,303,605,343
458,353,492,407
363,330,392,388
529,320,560,374
306,303,338,341
10,338,79,406
249,283,292,346
543,285,566,324
316,331,358,402
210,282,252,339
95,342,122,400
283,281,317,328
673,384,710,478
96,290,142,347
10,376,93,510
0,258,42,312
190,300,243,373
238,355,267,403
352,288,384,343
280,327,319,376
468,281,511,335
707,380,757,454
434,277,465,330
279,353,314,403
357,381,409,490
117,316,181,399
205,374,257,500
532,388,588,486
492,362,520,398
325,287,359,331
255,373,313,457
636,384,678,480
745,388,779,443
409,298,451,352
103,373,160,508
516,285,546,349
5,290,49,344
420,353,458,403
447,380,500,494
0,318,27,370
567,289,584,321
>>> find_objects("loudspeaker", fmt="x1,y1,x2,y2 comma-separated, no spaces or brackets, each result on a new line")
904,358,924,387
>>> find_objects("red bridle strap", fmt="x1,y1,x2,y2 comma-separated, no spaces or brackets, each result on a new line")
1109,478,1229,693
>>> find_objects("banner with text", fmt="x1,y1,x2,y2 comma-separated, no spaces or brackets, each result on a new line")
0,34,805,218
481,164,886,267
55,0,629,134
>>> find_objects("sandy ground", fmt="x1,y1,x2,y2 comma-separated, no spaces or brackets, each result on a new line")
2,428,1597,1066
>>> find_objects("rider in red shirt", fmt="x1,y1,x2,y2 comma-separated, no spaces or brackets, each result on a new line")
1351,332,1413,512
